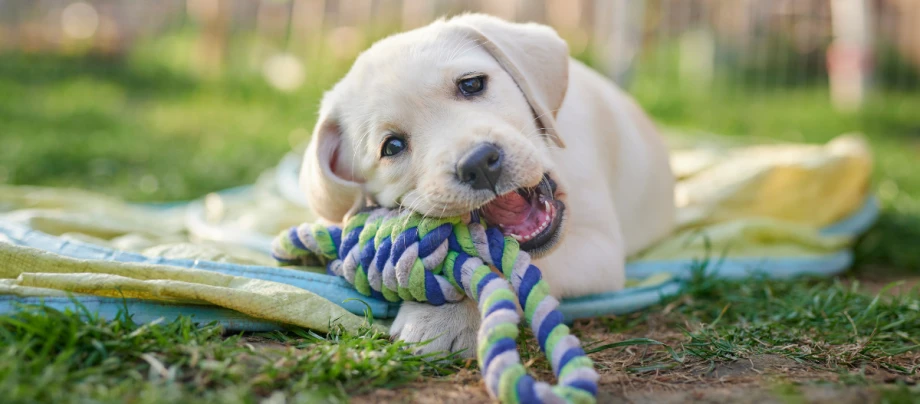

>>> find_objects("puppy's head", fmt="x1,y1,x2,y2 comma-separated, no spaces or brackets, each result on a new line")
301,14,569,255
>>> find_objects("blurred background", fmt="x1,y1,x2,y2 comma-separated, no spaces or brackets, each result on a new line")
1,0,918,269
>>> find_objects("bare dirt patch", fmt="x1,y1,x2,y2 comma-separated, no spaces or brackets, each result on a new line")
352,317,918,403
624,385,880,404
352,370,491,404
846,274,920,296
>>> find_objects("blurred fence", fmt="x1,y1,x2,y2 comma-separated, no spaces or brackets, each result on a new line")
1,0,918,108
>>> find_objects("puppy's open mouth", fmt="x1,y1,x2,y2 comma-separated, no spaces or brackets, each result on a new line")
478,173,565,253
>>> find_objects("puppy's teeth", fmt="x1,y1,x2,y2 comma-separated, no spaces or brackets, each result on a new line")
543,200,550,211
511,234,522,241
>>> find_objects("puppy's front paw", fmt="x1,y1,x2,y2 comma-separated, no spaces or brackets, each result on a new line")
390,299,480,358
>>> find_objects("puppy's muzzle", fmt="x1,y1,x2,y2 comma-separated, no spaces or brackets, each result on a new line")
456,142,503,194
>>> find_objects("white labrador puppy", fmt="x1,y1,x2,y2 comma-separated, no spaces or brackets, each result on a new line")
300,14,675,356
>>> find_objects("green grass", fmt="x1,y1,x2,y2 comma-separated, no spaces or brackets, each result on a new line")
590,268,920,399
2,276,914,402
0,51,329,202
591,246,919,374
595,255,920,369
0,303,462,403
678,274,918,373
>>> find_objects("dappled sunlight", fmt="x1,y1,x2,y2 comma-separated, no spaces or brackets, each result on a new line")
60,2,99,40
262,53,305,92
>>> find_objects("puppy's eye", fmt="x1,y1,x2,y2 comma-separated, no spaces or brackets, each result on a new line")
458,76,485,96
381,136,407,158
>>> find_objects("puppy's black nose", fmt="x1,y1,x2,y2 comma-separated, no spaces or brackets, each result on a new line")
457,143,503,192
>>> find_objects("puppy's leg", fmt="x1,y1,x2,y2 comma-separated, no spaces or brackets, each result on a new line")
536,227,626,298
390,298,480,358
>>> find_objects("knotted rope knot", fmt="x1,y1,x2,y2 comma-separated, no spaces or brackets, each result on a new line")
272,207,599,404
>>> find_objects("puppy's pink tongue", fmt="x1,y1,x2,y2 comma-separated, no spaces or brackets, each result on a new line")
481,192,532,226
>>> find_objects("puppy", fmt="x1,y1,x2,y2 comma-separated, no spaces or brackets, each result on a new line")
300,14,675,356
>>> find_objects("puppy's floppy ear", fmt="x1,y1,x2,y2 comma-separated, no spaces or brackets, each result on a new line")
299,106,362,223
449,14,569,148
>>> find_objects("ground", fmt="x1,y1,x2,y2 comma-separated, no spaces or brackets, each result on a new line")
349,275,920,403
1,38,919,403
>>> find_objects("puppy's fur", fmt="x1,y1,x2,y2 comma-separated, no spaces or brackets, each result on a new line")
301,14,675,356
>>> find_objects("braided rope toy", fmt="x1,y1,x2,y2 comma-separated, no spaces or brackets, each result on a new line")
272,207,598,404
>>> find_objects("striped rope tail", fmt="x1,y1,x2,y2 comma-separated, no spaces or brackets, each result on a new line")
272,209,598,404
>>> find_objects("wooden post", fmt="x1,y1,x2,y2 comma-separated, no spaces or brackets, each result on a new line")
479,0,519,21
401,0,434,30
828,0,875,111
594,0,645,86
290,0,327,54
188,0,230,76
